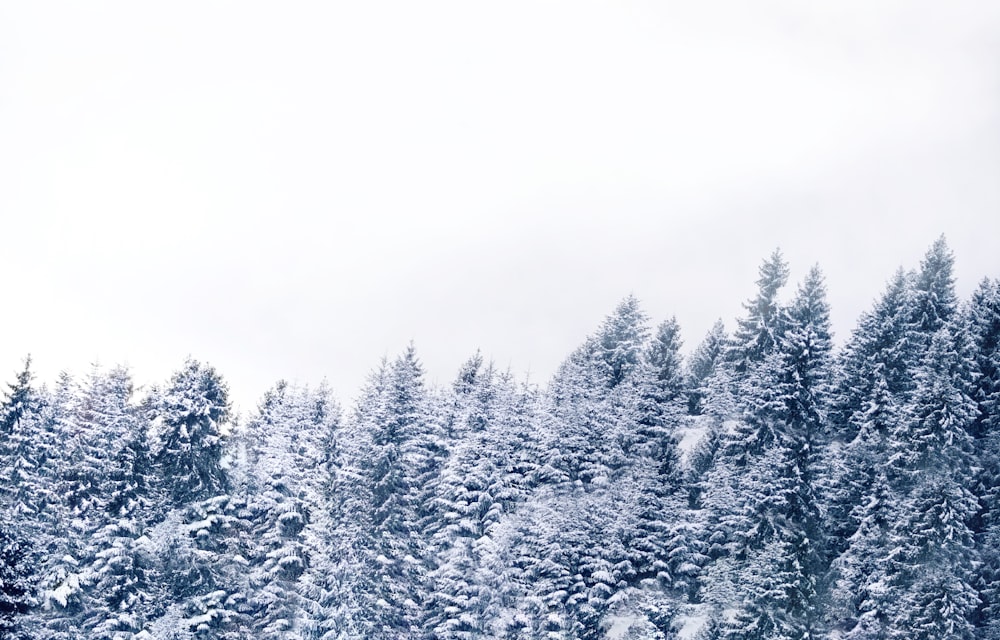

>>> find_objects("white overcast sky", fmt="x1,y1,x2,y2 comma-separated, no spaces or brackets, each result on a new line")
2,1,999,412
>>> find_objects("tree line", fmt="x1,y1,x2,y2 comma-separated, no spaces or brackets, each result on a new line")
1,236,998,639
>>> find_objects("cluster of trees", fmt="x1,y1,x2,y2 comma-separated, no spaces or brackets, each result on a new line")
0,236,998,639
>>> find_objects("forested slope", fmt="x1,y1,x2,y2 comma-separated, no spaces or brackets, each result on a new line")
1,237,998,639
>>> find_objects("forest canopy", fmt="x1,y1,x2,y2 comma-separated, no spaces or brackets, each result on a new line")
1,236,998,640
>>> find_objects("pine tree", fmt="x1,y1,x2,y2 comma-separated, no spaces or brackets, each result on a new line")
593,295,651,389
647,316,685,407
31,366,156,638
728,250,790,376
687,320,727,415
0,522,33,640
151,358,232,507
968,278,1000,637
0,356,36,435
425,360,543,638
144,359,242,638
240,379,341,638
725,267,830,640
911,235,958,337
831,268,916,443
822,269,918,635
84,368,155,639
879,325,979,640
348,345,444,639
0,357,46,518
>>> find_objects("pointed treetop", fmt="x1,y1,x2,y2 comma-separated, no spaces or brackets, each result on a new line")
454,350,484,395
1,355,37,434
647,316,685,401
730,249,790,372
595,295,651,387
757,248,791,299
913,234,957,334
786,265,832,334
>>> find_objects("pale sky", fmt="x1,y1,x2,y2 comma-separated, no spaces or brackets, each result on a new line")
2,1,999,413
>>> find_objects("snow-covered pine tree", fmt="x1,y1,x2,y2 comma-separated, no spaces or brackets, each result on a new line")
0,522,33,640
727,250,790,377
349,345,444,639
0,357,47,523
878,323,980,640
686,320,726,415
528,298,694,637
966,278,1000,637
82,366,156,639
424,357,544,638
151,358,232,508
0,358,64,638
32,366,156,638
240,379,341,638
698,253,793,616
820,267,922,636
911,235,959,338
721,266,831,640
594,295,652,390
322,361,387,639
647,316,686,410
145,359,244,638
830,268,916,444
12,371,80,640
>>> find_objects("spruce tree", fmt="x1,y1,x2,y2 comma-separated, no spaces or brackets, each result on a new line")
0,522,33,640
880,325,979,640
151,358,232,507
728,250,790,376
723,267,831,640
687,320,727,415
240,380,341,638
350,345,443,639
912,235,958,337
968,278,1000,637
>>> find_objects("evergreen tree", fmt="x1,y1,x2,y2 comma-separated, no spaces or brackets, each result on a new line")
144,359,242,638
240,379,341,638
349,345,444,639
151,358,232,507
687,320,727,415
723,267,831,640
647,316,685,407
0,522,33,640
32,366,156,638
425,361,542,638
728,250,790,376
594,295,651,389
830,268,916,443
968,278,1000,636
878,325,980,640
912,235,958,337
0,357,46,518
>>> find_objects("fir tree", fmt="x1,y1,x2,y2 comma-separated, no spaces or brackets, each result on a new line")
912,235,958,337
240,380,341,638
968,278,1000,636
350,345,443,639
880,325,980,640
0,522,33,640
728,250,790,376
151,358,232,507
687,320,727,415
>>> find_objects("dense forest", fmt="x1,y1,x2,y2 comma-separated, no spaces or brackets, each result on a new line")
1,236,998,639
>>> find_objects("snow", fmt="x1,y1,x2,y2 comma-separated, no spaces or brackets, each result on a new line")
46,573,81,608
676,418,710,464
605,614,639,639
676,612,709,640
